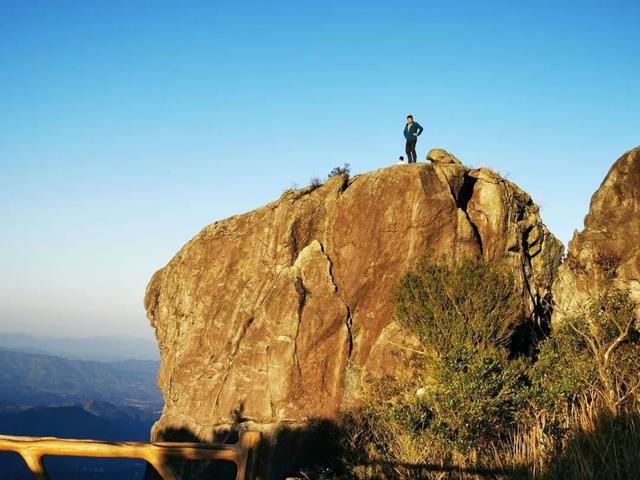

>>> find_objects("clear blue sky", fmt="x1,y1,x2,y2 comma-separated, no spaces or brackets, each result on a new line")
1,1,638,339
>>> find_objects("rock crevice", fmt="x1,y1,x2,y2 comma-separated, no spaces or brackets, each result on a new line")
319,241,355,359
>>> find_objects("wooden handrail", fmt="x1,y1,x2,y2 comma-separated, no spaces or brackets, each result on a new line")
0,431,261,480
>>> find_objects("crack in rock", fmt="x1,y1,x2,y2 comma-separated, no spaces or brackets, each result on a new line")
265,345,276,419
456,173,484,255
292,276,307,379
432,166,484,255
345,306,354,357
317,242,354,359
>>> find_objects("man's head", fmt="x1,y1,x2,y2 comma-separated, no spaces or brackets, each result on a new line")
407,115,413,124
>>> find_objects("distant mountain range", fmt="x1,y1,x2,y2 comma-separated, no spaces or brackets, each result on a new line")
0,348,162,410
0,332,159,361
0,334,164,479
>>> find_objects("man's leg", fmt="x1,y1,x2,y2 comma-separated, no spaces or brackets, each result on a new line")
405,140,412,163
409,140,417,163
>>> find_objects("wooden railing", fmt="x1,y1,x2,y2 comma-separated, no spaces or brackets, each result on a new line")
0,430,261,480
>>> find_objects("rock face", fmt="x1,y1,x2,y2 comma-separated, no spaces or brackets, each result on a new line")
553,146,640,320
144,156,562,474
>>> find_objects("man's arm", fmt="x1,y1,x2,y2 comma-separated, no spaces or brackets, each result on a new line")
415,123,423,136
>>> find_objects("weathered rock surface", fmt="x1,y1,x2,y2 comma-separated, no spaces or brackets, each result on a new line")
144,155,562,475
553,146,640,320
426,148,462,165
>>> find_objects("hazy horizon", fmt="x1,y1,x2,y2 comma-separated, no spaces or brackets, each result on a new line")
0,330,156,341
2,1,639,339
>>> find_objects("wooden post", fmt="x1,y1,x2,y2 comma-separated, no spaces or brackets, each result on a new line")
148,460,181,480
21,453,49,480
237,431,261,480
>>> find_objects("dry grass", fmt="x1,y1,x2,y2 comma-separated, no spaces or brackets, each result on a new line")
478,395,640,480
334,392,640,480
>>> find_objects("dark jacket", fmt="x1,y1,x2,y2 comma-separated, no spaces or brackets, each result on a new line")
404,122,423,140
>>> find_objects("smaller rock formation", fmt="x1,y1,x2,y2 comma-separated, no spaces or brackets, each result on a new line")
426,148,462,165
553,146,640,321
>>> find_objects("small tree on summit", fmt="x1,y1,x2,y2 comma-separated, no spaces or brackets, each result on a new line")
328,163,350,180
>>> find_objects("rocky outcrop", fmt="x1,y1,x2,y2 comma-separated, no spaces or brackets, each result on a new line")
426,148,462,165
144,155,562,474
553,146,640,321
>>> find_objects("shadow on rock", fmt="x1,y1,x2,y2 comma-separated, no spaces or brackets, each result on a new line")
142,425,236,479
143,414,533,480
143,416,343,480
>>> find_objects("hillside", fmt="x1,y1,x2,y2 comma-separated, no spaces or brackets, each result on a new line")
0,348,162,409
0,346,162,480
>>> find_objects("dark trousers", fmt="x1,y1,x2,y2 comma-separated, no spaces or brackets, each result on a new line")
405,139,417,163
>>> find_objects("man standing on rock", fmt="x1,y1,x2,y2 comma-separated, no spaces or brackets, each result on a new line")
404,115,423,163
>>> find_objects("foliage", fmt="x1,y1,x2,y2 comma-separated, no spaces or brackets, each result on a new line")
394,254,523,355
592,250,622,280
328,163,350,180
529,320,597,414
336,377,443,479
564,250,621,280
533,288,640,414
428,345,529,451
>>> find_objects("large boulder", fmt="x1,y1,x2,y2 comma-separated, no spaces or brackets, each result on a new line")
553,146,640,321
144,158,562,477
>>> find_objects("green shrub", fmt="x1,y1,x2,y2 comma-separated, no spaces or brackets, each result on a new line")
529,319,597,414
428,345,529,451
345,256,530,460
337,377,438,479
532,288,640,414
328,163,350,180
394,254,523,355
